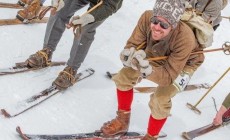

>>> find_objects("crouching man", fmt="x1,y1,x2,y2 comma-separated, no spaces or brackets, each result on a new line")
99,0,205,139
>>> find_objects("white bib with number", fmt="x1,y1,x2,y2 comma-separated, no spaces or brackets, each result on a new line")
173,72,191,92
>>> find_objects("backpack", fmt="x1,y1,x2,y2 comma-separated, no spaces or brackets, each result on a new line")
222,0,228,10
181,8,214,48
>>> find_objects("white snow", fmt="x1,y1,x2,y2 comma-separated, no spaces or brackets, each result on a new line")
0,0,230,140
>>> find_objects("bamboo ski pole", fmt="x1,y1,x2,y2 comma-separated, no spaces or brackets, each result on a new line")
147,42,230,61
221,16,230,21
186,67,230,114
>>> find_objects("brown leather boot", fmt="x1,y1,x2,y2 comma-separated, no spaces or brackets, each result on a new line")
27,47,53,68
100,110,130,137
16,0,41,21
141,134,158,140
53,66,77,90
18,0,32,7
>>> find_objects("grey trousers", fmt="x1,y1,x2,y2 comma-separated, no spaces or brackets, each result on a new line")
43,0,105,70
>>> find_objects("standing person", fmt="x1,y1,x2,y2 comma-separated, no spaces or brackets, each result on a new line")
22,0,123,90
186,0,228,30
179,0,227,48
99,0,205,140
213,93,230,126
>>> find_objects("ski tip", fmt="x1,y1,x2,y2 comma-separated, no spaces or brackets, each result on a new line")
201,83,211,89
1,109,11,118
88,68,95,73
158,131,167,138
16,126,30,140
106,71,112,79
16,126,22,134
181,132,192,140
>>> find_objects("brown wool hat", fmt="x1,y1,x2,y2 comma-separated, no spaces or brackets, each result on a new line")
153,0,185,28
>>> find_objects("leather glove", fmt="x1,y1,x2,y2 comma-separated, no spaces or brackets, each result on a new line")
131,50,153,78
120,47,136,67
69,14,95,27
51,0,65,11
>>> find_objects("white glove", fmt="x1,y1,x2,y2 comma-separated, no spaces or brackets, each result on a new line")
51,0,65,11
69,14,95,27
131,51,153,77
120,47,136,67
130,50,146,70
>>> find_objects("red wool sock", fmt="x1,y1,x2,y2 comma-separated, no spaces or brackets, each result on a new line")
147,115,167,136
117,88,133,111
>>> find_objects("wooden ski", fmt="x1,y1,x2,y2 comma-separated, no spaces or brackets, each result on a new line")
0,2,23,9
0,17,49,26
182,124,220,140
106,72,210,93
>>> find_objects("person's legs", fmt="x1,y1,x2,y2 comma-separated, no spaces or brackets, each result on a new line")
146,85,177,139
26,0,89,68
52,20,105,90
43,0,89,51
67,20,105,70
145,68,195,139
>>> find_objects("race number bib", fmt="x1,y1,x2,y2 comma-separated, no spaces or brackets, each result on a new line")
173,71,191,92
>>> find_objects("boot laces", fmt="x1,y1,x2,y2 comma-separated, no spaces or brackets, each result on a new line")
36,49,51,66
58,67,76,84
24,0,40,17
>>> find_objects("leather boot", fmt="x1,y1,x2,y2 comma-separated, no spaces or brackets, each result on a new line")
141,134,158,140
18,0,32,7
26,47,53,68
17,0,41,21
100,110,130,137
53,66,77,90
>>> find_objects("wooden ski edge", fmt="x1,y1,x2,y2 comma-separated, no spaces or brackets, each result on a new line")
16,126,30,140
13,130,166,139
0,17,49,26
0,2,23,9
0,61,65,76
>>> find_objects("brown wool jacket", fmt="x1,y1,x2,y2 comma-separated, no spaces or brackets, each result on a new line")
124,10,205,86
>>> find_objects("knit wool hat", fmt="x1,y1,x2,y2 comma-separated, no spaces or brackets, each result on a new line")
153,0,185,28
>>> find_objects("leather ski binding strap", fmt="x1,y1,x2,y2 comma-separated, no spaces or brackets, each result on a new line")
38,6,53,20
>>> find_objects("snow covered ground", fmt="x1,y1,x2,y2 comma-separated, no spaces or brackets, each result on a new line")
0,0,230,140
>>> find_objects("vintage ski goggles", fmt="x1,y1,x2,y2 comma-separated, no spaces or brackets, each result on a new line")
150,17,170,29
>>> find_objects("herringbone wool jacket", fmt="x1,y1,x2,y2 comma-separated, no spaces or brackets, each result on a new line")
189,0,224,26
124,10,205,86
87,0,123,21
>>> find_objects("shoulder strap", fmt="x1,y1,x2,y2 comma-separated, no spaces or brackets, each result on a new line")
201,0,212,13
